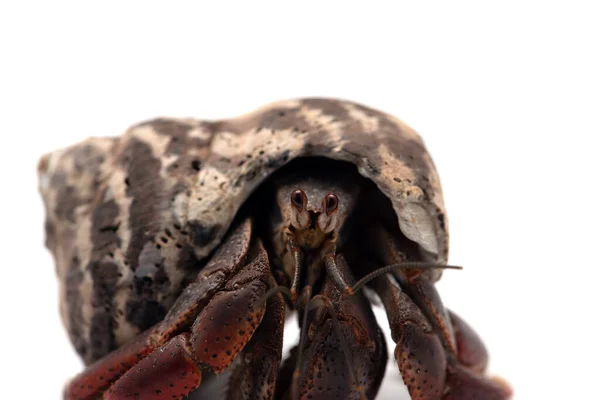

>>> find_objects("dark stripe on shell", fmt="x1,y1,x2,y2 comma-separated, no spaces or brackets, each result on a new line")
65,256,86,357
87,192,120,362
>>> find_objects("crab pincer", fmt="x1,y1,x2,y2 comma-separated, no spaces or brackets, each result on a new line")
65,218,285,400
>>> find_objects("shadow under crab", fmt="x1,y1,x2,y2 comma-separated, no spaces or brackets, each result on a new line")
38,98,512,400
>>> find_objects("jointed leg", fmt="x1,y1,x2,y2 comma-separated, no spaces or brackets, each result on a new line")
371,273,447,400
443,310,512,400
285,255,387,400
448,310,488,373
224,289,286,400
364,223,511,399
367,223,457,354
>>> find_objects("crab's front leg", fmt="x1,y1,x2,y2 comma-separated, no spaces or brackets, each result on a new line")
371,273,447,399
366,224,512,399
65,218,285,400
278,254,388,400
224,291,286,400
371,274,511,400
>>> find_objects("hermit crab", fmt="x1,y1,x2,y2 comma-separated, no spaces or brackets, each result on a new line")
39,98,512,399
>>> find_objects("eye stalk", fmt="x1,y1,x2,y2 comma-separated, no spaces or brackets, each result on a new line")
291,189,306,211
324,193,338,215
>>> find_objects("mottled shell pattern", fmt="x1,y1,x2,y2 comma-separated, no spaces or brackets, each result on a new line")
38,98,448,364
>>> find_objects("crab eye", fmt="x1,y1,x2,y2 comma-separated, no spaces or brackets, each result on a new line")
291,189,305,211
325,193,338,215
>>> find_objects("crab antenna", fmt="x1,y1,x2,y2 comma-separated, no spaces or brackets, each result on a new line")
346,262,462,296
257,285,295,306
288,239,303,302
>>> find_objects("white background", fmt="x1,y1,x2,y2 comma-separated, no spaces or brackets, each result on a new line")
1,2,599,399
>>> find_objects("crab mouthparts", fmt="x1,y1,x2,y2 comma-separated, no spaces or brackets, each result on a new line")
308,211,319,229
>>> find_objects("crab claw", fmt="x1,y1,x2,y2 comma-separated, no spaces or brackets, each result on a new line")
64,219,286,400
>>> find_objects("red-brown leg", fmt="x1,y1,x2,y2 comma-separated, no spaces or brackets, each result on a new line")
64,328,157,400
443,310,513,399
225,290,286,400
448,309,489,373
360,222,511,399
372,274,447,400
401,276,457,354
369,267,511,399
367,224,457,354
293,255,387,400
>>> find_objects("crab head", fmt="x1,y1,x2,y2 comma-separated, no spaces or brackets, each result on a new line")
278,175,358,252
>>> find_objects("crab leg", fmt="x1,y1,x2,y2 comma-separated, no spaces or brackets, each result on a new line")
284,255,387,400
371,274,447,399
225,289,285,399
63,328,158,400
367,224,458,354
366,224,512,399
442,310,513,400
448,309,489,373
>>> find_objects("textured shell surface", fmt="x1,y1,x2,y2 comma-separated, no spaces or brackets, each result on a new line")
38,97,448,364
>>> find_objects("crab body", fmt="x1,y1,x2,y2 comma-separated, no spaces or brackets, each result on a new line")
39,98,511,399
